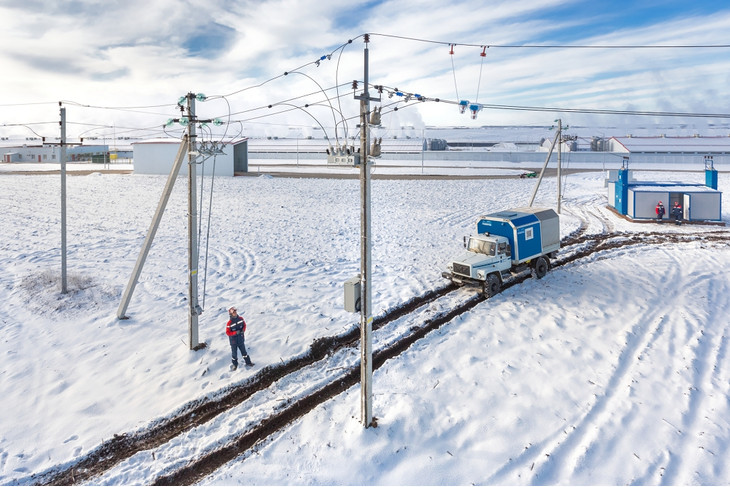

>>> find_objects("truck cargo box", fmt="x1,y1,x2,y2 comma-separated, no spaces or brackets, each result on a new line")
475,207,560,264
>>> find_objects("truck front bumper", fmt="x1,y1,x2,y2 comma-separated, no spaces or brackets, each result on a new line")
442,271,483,287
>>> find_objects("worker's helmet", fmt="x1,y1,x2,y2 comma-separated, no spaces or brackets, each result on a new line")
228,306,237,313
658,201,662,204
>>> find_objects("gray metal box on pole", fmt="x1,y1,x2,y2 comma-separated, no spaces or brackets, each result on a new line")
344,276,361,312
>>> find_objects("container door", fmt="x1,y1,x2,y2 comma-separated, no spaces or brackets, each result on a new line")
683,194,691,221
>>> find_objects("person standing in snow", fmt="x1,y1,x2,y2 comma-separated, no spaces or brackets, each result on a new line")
655,201,665,222
226,306,254,371
671,201,683,225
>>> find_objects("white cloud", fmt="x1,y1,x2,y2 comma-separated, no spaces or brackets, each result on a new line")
1,0,730,140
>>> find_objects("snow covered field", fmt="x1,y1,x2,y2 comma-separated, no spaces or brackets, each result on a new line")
1,162,729,485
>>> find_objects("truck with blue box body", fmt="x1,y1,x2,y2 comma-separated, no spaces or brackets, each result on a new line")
442,207,560,296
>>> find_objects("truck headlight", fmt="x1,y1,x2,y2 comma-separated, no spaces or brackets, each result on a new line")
477,270,485,279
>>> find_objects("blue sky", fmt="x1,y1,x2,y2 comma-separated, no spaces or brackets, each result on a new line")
535,1,726,42
1,0,730,141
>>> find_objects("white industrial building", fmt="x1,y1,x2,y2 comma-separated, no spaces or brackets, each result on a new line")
132,139,248,177
1,143,130,163
608,136,730,155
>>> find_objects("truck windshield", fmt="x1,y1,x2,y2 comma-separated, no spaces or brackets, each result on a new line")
468,239,496,256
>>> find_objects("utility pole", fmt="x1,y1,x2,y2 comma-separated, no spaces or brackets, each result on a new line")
185,93,203,351
117,93,206,351
354,34,379,428
528,120,559,208
59,104,68,294
556,118,562,214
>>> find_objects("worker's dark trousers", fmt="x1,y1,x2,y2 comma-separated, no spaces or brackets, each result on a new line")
229,333,253,366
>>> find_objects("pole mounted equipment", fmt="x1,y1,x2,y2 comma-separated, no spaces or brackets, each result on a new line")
352,33,381,429
118,92,208,351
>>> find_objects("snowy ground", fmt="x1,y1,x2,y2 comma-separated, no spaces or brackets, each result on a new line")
0,161,728,485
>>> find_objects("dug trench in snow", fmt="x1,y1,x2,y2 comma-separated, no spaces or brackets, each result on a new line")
151,289,486,486
37,229,730,486
36,284,457,486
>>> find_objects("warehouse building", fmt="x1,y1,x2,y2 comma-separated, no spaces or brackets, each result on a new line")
1,143,130,163
132,139,248,176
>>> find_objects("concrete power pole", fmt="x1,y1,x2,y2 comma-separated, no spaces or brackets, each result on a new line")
528,127,558,208
185,93,203,350
355,35,379,428
117,93,204,351
557,118,562,214
59,104,68,294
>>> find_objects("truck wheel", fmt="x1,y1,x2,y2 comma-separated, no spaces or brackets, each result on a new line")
533,256,549,279
483,273,501,297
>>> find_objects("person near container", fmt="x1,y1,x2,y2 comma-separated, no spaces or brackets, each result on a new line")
671,201,683,225
655,201,665,222
226,306,254,371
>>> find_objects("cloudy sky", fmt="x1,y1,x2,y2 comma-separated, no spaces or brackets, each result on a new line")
1,0,730,142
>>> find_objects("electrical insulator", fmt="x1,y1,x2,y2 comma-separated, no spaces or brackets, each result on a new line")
469,103,483,120
369,107,382,126
370,137,382,158
459,100,469,114
352,80,358,90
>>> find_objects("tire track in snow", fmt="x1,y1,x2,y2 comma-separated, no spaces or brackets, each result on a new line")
485,243,680,484
690,333,730,482
423,207,482,229
660,257,730,485
611,249,730,485
562,198,612,236
204,244,259,289
528,246,685,484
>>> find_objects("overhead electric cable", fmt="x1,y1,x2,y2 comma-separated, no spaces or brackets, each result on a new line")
369,82,730,119
0,101,58,107
221,36,363,99
368,32,730,49
285,71,342,145
334,40,355,141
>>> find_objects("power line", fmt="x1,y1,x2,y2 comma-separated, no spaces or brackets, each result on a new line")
370,83,730,119
6,31,730,145
480,103,730,119
0,101,58,108
60,100,175,113
368,32,730,50
219,36,363,99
